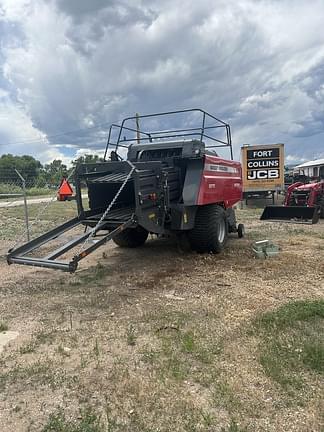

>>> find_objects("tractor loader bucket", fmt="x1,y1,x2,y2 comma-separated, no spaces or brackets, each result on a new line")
260,206,320,224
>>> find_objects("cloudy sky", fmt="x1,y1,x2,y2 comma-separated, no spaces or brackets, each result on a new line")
0,0,324,165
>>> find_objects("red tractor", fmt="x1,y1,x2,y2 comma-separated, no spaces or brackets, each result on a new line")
261,179,324,224
8,109,245,272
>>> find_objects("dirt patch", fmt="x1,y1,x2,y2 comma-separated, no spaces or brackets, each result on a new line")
0,331,19,353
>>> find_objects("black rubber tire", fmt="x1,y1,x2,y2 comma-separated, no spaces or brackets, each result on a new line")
319,198,324,218
188,204,227,253
113,226,148,248
238,223,245,238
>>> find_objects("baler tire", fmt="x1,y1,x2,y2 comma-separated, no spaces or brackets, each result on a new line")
113,226,148,248
188,204,227,253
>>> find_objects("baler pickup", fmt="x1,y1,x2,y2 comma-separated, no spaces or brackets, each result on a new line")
260,205,320,224
7,211,135,272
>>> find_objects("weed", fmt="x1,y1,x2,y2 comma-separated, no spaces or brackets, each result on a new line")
80,354,87,369
42,407,103,432
200,410,213,426
126,325,136,346
19,329,56,355
57,345,71,357
221,419,247,432
0,322,8,332
0,359,72,392
140,349,158,365
213,380,242,412
165,355,188,380
35,329,57,346
181,331,195,353
104,395,119,432
19,342,36,354
94,338,100,359
78,263,108,285
12,405,22,413
144,309,191,328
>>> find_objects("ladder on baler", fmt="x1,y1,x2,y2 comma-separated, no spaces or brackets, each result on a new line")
7,210,135,273
7,162,137,272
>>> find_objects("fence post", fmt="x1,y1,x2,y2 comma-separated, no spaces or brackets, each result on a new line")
15,169,30,241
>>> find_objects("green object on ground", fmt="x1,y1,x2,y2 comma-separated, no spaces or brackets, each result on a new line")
252,239,279,259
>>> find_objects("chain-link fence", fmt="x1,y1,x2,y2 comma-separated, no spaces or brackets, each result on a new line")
0,167,65,199
0,168,78,252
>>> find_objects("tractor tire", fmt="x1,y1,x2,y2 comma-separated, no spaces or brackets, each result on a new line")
319,198,324,218
113,226,148,248
320,207,324,219
188,204,227,253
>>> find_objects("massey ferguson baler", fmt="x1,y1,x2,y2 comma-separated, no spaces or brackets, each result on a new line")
7,109,244,272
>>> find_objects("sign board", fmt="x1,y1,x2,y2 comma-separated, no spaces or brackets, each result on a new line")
241,144,284,193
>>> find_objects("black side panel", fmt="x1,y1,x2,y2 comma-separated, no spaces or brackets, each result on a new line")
170,205,197,230
182,158,204,205
88,181,135,211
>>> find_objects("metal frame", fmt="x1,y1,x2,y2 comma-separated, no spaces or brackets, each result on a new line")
7,211,135,272
103,108,233,161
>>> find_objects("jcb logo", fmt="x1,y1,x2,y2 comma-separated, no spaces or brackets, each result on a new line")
247,169,279,180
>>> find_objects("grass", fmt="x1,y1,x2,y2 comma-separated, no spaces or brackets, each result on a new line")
19,342,36,354
126,324,136,346
254,300,324,390
147,319,220,383
42,402,245,432
19,329,57,355
0,359,58,392
42,408,103,432
0,183,52,197
0,200,77,240
0,322,8,332
213,380,242,412
220,420,247,432
77,263,109,285
254,300,324,331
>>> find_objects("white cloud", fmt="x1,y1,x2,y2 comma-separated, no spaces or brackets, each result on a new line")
0,0,324,166
0,89,70,164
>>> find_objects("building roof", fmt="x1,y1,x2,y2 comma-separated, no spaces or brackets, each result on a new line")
295,158,324,169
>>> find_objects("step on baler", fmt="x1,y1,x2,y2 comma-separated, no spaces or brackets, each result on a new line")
7,109,245,273
260,180,324,224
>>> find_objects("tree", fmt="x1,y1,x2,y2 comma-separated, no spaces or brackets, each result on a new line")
71,154,103,168
42,159,68,186
0,154,42,185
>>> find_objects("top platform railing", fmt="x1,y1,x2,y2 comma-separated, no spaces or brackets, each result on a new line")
103,109,233,160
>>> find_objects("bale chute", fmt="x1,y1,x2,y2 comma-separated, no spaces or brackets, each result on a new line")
260,205,320,224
